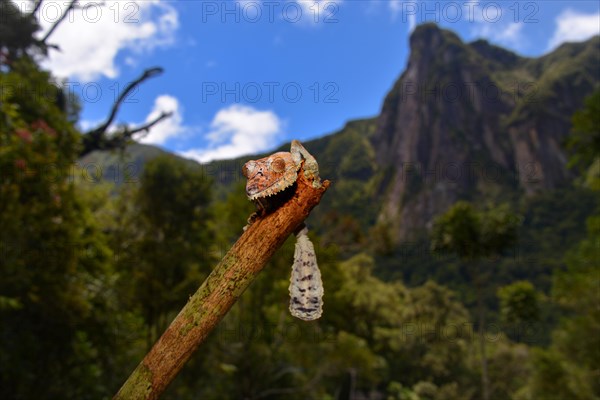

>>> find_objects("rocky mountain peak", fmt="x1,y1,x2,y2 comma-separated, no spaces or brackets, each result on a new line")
469,39,521,69
371,24,598,242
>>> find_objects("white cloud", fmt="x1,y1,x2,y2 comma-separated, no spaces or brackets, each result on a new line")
296,0,341,22
77,118,103,132
472,2,528,50
407,12,416,32
388,0,401,16
19,0,178,81
547,9,600,51
497,22,524,43
479,21,524,48
124,57,137,67
138,95,185,145
229,0,341,26
179,105,282,163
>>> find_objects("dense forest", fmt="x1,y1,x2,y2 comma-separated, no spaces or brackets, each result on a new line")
1,3,599,399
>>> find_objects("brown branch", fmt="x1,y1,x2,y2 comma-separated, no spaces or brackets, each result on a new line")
114,169,330,400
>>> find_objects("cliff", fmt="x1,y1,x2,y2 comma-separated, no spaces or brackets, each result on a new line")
371,23,599,240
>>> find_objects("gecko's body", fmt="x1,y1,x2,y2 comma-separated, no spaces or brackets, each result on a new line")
242,140,324,321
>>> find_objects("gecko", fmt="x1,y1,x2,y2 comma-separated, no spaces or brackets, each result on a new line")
241,140,323,321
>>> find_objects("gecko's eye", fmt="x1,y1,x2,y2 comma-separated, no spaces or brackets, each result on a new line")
242,162,255,178
271,157,286,173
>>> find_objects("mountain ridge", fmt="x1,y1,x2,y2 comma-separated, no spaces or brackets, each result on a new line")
81,24,599,247
371,23,599,241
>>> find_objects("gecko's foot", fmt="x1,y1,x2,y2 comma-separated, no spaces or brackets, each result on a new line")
244,212,259,231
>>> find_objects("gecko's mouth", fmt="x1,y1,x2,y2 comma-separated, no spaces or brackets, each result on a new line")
247,175,297,200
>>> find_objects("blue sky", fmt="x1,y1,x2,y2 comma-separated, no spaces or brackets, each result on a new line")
17,0,600,162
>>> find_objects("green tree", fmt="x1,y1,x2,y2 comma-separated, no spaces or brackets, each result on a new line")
377,280,475,400
566,88,600,189
523,215,600,400
431,202,520,400
555,216,600,378
483,337,531,400
0,0,45,62
329,254,477,400
0,54,121,399
119,155,214,347
497,280,540,341
518,91,600,400
524,348,585,400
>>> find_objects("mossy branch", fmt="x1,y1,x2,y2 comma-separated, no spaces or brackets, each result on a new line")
114,169,329,400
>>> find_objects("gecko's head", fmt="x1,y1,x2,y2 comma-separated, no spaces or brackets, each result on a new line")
242,152,300,200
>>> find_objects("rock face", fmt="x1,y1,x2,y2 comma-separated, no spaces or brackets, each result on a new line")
371,23,599,241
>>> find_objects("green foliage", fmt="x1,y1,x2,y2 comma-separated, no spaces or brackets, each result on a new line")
567,89,600,167
483,338,531,400
326,254,481,399
117,155,214,344
0,51,122,398
518,89,600,400
0,0,44,61
431,201,482,259
307,119,380,255
509,36,599,127
210,180,255,247
376,281,474,391
531,215,600,398
523,348,595,400
498,281,540,324
160,249,489,399
431,201,520,260
138,155,212,240
567,89,600,189
430,201,521,400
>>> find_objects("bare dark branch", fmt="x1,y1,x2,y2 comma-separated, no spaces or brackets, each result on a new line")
80,67,169,156
95,111,172,151
40,1,107,44
127,111,173,138
80,111,171,156
40,0,77,44
31,0,44,15
91,67,164,137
